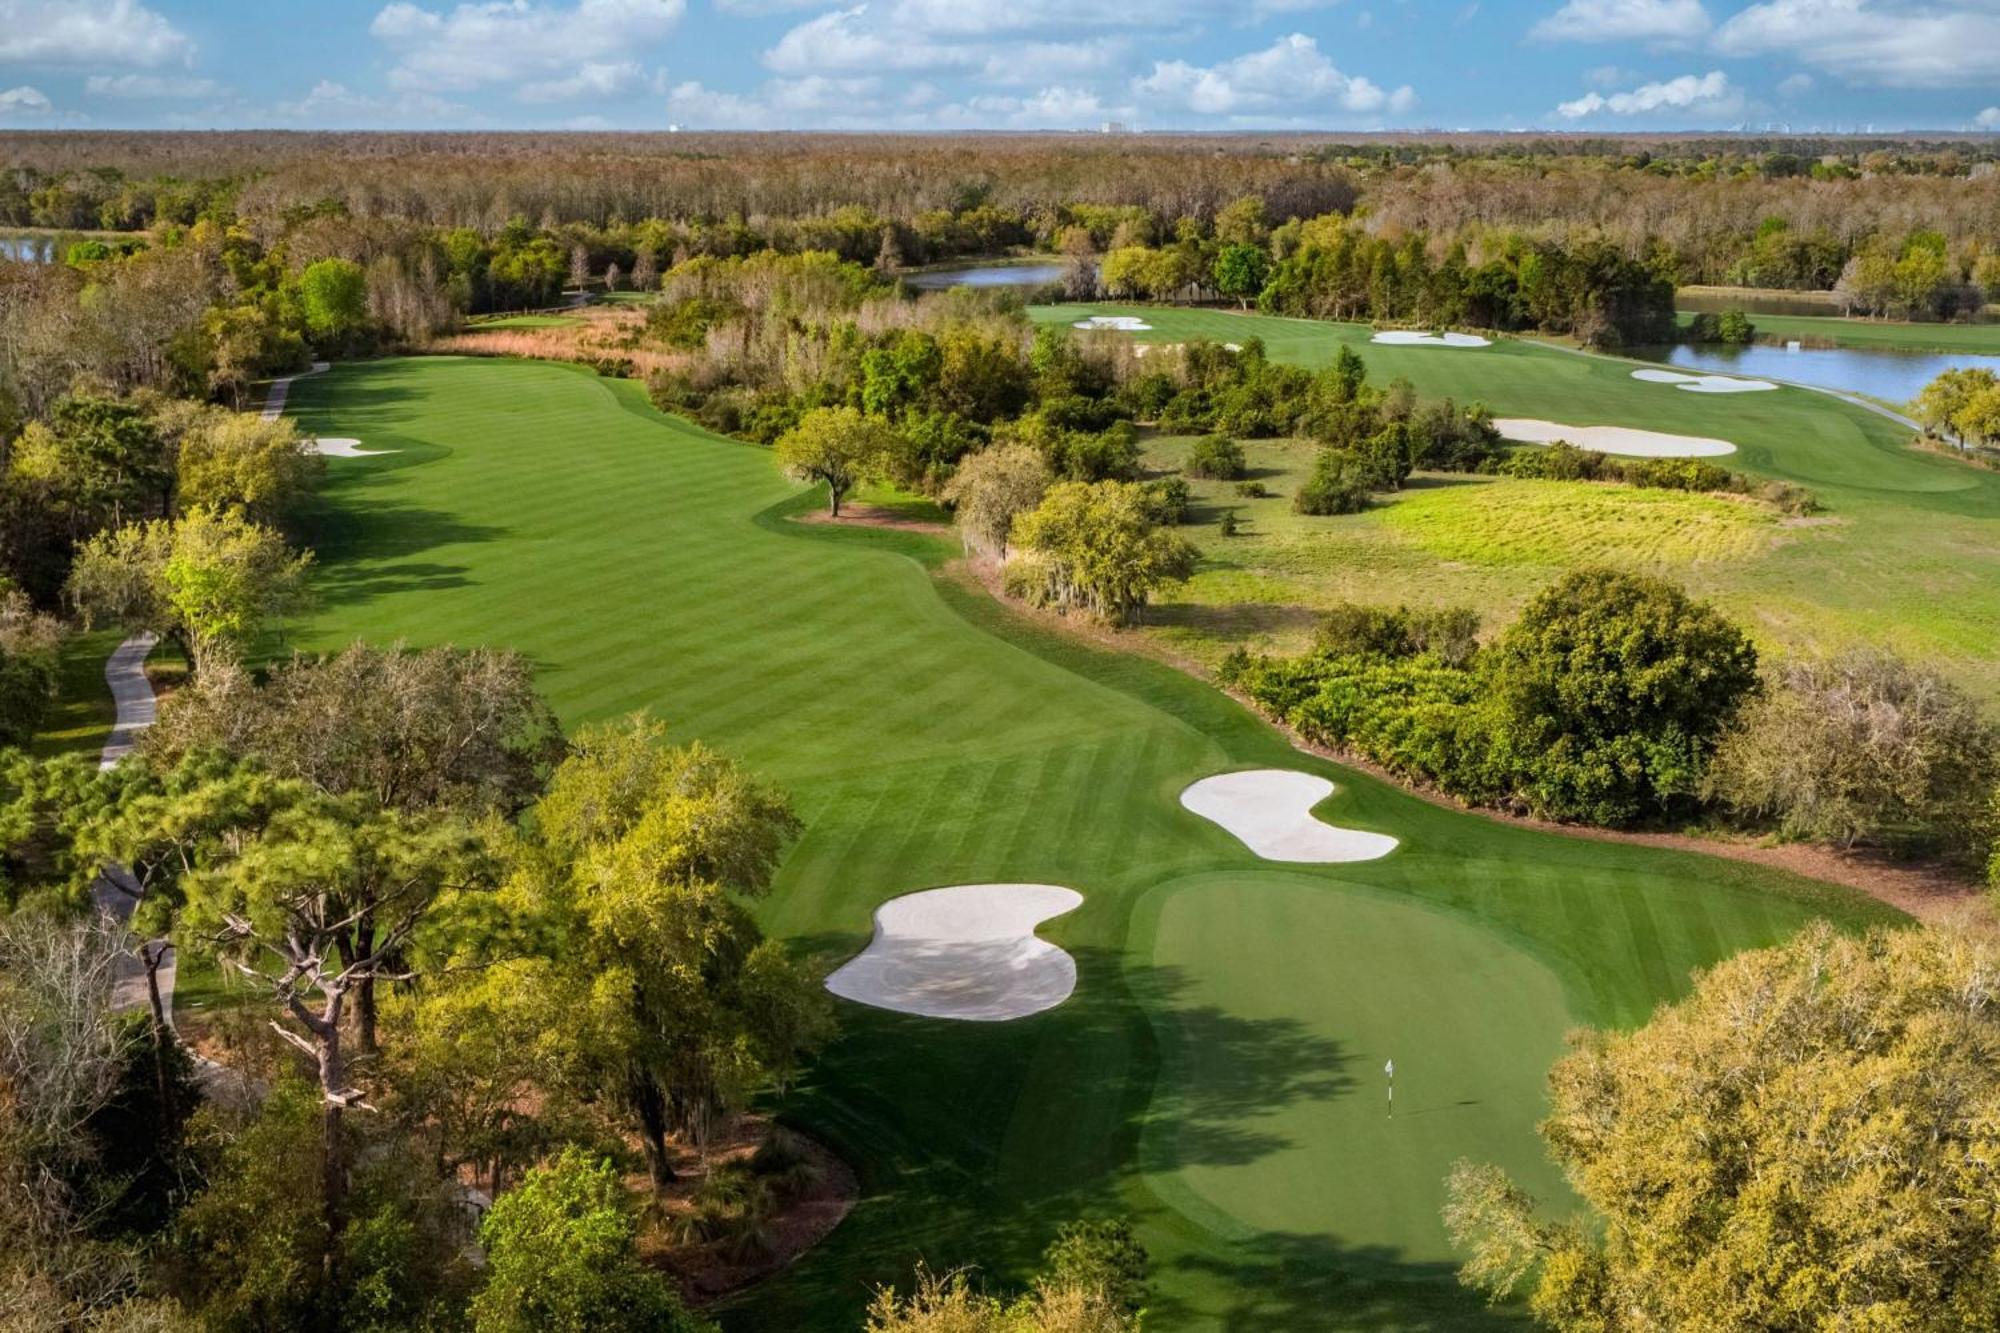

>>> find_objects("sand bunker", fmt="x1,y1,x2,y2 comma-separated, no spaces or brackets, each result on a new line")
1370,330,1491,348
1180,770,1399,862
824,884,1084,1021
1493,417,1736,458
1074,315,1152,332
309,436,393,458
1629,368,1777,394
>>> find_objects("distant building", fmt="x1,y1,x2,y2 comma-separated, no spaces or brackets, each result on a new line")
1100,121,1126,134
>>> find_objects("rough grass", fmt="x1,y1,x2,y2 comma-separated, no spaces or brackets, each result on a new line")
466,313,584,330
1375,478,1779,567
1032,303,2000,696
277,355,1898,1332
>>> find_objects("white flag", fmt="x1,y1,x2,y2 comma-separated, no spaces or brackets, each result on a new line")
1384,1059,1394,1077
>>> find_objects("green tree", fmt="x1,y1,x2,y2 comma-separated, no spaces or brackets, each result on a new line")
940,443,1051,557
1006,480,1197,625
0,582,64,749
296,258,369,345
1446,921,2000,1332
773,406,897,516
1213,244,1270,309
504,716,820,1187
150,398,321,521
1485,567,1758,825
65,506,312,676
470,1147,710,1333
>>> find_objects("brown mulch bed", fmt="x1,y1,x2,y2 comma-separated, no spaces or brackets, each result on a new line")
635,1115,858,1307
797,504,952,536
941,559,1986,924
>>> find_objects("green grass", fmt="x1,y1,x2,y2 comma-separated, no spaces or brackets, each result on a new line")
466,313,584,330
1675,307,2000,355
1032,304,2000,694
28,628,125,760
283,355,1899,1331
1375,479,1777,567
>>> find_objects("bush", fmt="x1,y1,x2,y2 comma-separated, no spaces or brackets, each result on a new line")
1705,648,1999,861
1233,480,1269,498
1184,434,1246,480
1138,476,1190,525
1486,567,1759,825
1314,604,1416,658
1293,450,1375,515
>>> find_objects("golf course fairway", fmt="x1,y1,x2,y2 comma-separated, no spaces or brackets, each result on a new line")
283,355,1900,1330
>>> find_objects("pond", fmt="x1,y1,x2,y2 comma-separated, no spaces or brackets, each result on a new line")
900,259,1066,290
0,235,54,263
1631,342,2000,404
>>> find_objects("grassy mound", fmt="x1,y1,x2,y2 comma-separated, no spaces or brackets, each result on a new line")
1373,478,1777,567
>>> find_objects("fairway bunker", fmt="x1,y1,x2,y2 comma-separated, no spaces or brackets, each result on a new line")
1370,330,1491,348
1074,315,1152,331
1180,770,1399,862
1494,417,1737,458
824,884,1084,1021
309,436,394,457
1630,368,1777,394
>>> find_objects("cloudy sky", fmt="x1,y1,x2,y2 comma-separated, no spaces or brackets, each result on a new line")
1,0,1996,132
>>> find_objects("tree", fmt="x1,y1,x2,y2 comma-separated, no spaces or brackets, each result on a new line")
1912,367,1997,448
150,397,321,521
65,506,313,676
1446,921,2000,1332
1292,448,1375,515
1705,648,1999,859
1006,480,1197,625
296,258,369,346
470,1147,710,1333
940,443,1050,557
773,406,896,517
145,641,563,817
0,581,64,749
866,1215,1146,1332
1213,244,1270,309
503,716,820,1187
1183,434,1245,480
5,394,171,543
174,781,498,1239
1485,568,1758,825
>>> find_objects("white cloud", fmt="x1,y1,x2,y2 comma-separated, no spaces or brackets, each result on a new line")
274,79,475,126
518,60,647,102
84,73,222,99
371,0,684,95
949,84,1126,127
1712,0,2000,87
0,0,193,68
666,75,886,127
765,7,976,73
1531,0,1710,42
1134,33,1415,119
0,84,53,116
1776,71,1814,97
1556,68,1740,119
1979,106,2000,127
979,38,1126,85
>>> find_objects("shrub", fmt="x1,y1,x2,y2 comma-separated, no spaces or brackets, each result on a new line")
1184,434,1246,480
1485,567,1759,825
1705,648,1999,861
1138,477,1190,525
1314,604,1416,658
1233,480,1269,498
1293,450,1375,515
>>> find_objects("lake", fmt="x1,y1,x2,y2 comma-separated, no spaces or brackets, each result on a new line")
1632,342,2000,404
901,259,1066,290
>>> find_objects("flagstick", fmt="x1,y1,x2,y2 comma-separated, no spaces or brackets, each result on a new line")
1385,1057,1394,1120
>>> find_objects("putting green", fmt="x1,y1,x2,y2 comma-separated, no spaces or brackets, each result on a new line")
280,355,1899,1330
1136,872,1570,1262
1032,304,2000,696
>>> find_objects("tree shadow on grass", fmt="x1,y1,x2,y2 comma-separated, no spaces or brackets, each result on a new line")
298,498,510,609
1144,600,1323,642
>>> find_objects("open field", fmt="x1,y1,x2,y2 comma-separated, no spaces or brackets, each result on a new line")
278,354,1897,1330
465,313,584,330
1676,310,2000,355
1030,305,2000,693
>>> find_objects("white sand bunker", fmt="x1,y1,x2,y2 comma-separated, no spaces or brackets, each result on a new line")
825,884,1084,1021
1370,330,1491,348
1494,417,1736,458
1074,315,1151,331
1180,769,1398,863
1630,368,1777,394
309,436,394,458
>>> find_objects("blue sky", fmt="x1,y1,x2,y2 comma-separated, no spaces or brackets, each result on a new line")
1,0,1996,133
